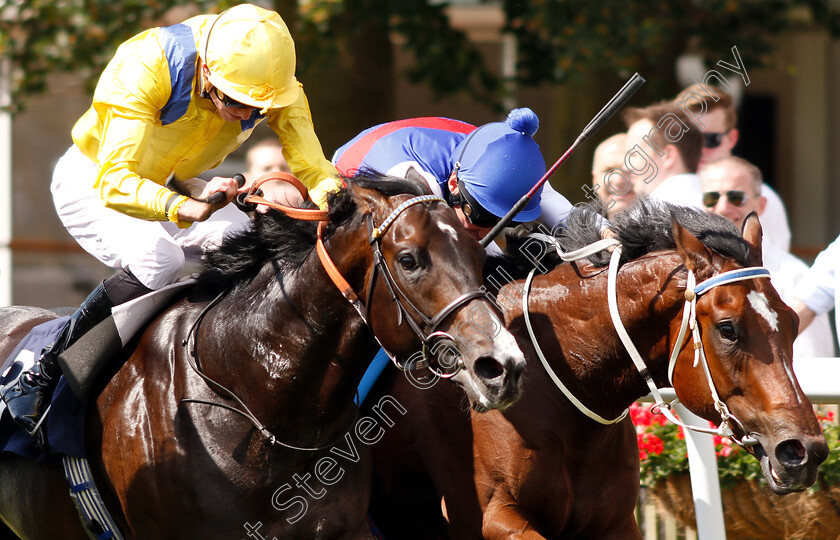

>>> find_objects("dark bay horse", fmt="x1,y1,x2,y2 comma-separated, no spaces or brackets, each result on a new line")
0,172,525,539
365,201,828,539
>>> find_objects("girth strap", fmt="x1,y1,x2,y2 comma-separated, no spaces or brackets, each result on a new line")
62,455,124,540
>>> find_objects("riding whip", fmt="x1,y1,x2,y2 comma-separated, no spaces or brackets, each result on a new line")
479,73,645,247
206,173,246,204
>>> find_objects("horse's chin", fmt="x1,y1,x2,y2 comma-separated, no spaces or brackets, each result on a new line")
754,444,810,495
470,395,517,413
450,370,521,413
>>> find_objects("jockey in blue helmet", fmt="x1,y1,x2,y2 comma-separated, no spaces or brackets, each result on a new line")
333,108,611,405
447,108,546,237
332,107,590,246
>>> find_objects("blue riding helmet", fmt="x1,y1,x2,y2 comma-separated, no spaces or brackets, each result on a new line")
451,108,546,223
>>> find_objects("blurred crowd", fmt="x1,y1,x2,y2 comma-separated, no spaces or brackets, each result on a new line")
588,83,838,357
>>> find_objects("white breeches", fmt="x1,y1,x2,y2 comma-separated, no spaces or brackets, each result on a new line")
51,145,250,290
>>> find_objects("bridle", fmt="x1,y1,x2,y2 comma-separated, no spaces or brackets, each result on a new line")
243,172,494,376
522,235,770,448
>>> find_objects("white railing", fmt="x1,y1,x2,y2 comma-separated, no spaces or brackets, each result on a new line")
639,357,840,540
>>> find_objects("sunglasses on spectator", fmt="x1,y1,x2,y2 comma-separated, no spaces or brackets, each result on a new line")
702,190,748,207
212,87,254,110
703,131,730,149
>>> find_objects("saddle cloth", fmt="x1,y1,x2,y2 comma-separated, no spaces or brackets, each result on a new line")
0,317,86,465
0,278,196,466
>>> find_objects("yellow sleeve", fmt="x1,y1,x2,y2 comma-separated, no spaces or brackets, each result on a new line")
75,29,192,228
266,85,338,193
309,177,344,209
93,106,190,225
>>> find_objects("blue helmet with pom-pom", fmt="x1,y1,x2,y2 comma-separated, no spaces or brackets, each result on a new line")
451,108,546,223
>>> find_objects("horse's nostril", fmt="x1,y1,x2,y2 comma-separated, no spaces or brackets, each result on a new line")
776,439,807,466
475,356,505,380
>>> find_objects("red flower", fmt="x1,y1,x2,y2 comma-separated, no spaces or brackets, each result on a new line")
638,432,664,457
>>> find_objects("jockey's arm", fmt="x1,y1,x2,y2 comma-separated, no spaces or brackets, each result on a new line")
75,36,237,228
266,87,340,208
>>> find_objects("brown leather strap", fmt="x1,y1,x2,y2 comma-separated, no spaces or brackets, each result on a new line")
316,221,362,308
250,172,311,202
244,194,330,221
243,171,330,221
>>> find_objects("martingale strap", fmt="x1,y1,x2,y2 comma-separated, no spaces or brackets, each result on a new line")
523,267,628,424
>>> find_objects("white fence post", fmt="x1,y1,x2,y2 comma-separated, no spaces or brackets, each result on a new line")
672,402,726,540
0,56,11,307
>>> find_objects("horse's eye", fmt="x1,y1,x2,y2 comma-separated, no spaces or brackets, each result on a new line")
398,253,418,270
717,321,737,341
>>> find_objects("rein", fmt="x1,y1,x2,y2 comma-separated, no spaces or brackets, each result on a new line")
181,287,356,451
522,236,770,447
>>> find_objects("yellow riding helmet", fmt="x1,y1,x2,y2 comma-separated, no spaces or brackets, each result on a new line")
200,4,300,113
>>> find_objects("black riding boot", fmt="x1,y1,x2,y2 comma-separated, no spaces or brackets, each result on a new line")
1,281,114,434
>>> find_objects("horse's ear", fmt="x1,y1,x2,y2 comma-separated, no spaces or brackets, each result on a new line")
671,212,712,273
349,182,385,216
403,166,433,195
741,211,764,265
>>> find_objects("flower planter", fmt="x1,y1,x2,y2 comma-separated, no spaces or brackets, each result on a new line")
649,474,840,539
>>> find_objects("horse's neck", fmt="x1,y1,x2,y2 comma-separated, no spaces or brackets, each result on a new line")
528,254,686,415
199,250,377,443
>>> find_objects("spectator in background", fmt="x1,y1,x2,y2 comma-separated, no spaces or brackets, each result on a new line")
675,84,792,253
790,235,840,352
245,138,291,178
243,138,299,212
589,133,635,219
700,156,834,357
623,103,704,208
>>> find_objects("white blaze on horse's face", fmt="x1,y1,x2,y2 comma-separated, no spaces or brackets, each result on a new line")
437,222,460,243
747,290,779,331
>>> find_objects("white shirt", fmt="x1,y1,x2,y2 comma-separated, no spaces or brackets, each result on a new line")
794,233,840,351
760,184,792,254
649,173,704,209
763,243,836,357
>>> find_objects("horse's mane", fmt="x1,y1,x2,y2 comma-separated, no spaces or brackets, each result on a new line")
197,169,428,290
487,198,751,281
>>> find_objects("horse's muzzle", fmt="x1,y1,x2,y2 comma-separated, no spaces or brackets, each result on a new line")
754,433,828,494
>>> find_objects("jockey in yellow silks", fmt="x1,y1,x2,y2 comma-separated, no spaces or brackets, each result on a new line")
1,4,339,434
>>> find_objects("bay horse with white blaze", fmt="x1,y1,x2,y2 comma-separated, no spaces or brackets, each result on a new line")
0,171,525,538
365,201,828,539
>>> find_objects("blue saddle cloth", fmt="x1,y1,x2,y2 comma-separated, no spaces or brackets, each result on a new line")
0,317,87,466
